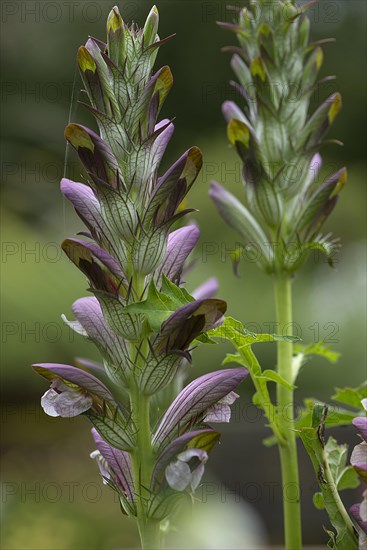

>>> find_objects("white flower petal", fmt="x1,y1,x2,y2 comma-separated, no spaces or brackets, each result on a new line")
61,314,88,337
165,460,191,491
177,448,208,464
41,389,60,417
190,462,206,491
54,390,93,417
351,442,367,468
204,403,232,423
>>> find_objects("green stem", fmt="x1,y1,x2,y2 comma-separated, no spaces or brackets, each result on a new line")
274,274,302,550
137,518,162,550
130,382,161,549
128,274,161,549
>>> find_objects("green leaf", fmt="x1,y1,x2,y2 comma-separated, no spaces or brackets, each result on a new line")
337,466,360,491
295,398,358,431
194,333,217,345
209,316,300,349
257,370,295,390
124,278,193,332
293,341,341,364
299,406,359,550
313,492,325,510
222,352,247,367
332,382,367,410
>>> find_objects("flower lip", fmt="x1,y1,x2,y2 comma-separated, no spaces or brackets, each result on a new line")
40,378,93,418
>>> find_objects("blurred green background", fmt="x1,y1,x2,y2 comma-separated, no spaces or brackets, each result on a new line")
1,0,366,548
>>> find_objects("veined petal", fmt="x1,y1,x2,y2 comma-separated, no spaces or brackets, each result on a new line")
61,178,103,234
91,428,134,499
33,363,114,403
72,297,127,374
153,367,248,447
156,225,200,284
151,119,175,171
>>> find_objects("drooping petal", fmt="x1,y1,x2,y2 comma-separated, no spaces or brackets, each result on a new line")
41,378,93,417
91,428,134,499
152,429,220,487
165,459,191,491
153,367,248,447
165,448,208,492
33,363,114,402
204,391,239,423
90,450,111,483
192,277,219,300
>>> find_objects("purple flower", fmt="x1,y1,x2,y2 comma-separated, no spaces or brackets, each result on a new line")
153,368,248,448
91,428,134,500
33,363,116,417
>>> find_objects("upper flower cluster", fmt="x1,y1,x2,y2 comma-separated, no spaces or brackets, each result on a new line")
210,0,346,274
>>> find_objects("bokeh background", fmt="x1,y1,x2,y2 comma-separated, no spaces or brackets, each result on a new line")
1,0,366,548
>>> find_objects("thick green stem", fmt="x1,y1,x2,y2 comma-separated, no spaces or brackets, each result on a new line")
130,382,161,549
128,274,161,549
137,518,162,550
274,275,302,550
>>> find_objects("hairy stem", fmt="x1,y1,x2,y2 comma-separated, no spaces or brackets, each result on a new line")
274,275,302,550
